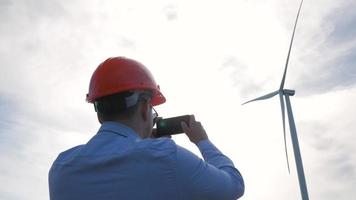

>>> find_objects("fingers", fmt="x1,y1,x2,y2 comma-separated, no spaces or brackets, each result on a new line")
183,115,196,133
183,115,208,144
196,121,202,128
151,128,157,138
181,121,190,134
183,115,203,132
189,115,203,128
189,115,195,127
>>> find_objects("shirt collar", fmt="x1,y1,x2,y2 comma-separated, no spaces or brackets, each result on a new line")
98,121,141,140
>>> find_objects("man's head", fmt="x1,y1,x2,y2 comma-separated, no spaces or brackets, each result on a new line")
86,57,165,138
94,90,157,138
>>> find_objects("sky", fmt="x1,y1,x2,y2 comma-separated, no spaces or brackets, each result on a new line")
0,0,355,199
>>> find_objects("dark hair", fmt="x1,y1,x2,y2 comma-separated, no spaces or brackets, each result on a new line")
95,91,151,122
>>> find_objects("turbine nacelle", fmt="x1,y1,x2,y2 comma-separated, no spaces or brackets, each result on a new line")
284,89,295,96
242,89,295,106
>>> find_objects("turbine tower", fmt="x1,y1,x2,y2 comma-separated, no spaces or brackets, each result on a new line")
242,0,309,199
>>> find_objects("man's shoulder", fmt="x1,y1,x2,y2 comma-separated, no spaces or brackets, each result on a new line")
139,137,176,149
53,145,85,164
135,138,178,155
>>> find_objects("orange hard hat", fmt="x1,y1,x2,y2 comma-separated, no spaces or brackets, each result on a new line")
86,57,166,106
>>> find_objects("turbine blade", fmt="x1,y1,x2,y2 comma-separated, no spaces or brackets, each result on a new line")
279,92,290,174
242,90,279,105
279,0,304,90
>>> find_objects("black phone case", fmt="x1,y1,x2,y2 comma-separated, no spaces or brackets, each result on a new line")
156,115,190,137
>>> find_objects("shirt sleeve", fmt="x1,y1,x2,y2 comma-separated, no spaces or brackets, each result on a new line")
176,139,244,200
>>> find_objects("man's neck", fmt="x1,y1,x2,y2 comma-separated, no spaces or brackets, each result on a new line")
116,119,145,138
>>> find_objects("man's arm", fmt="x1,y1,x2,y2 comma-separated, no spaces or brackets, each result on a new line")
176,140,244,200
176,115,244,200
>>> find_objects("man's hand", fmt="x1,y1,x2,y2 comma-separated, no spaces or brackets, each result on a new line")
181,115,208,144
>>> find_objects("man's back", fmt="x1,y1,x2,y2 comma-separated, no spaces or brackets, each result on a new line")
49,122,244,200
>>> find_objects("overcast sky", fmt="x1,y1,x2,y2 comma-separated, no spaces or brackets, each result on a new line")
0,0,355,199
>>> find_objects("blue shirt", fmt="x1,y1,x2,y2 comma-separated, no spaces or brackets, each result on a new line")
49,122,244,200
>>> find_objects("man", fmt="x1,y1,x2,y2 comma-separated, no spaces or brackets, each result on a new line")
49,57,244,200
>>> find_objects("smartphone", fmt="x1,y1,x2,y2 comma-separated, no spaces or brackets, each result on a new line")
156,115,190,137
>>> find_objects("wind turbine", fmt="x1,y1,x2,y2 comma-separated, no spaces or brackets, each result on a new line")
242,0,309,199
